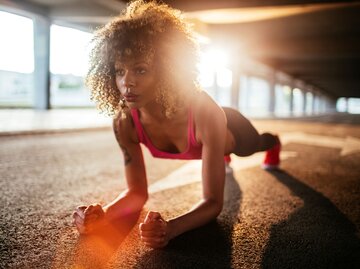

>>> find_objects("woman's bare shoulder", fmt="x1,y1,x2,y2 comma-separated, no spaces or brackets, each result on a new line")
192,91,226,142
112,110,139,144
192,91,224,121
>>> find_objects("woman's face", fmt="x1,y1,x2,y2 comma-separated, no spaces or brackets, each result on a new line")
115,57,157,109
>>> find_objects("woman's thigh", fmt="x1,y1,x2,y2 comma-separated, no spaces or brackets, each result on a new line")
222,107,260,157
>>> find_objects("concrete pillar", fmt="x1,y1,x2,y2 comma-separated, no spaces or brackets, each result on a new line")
331,98,337,112
307,89,314,115
246,76,252,113
289,86,294,116
324,97,329,113
239,73,248,113
320,97,324,113
320,95,325,113
344,98,349,113
268,71,276,116
311,91,317,114
33,15,51,109
302,89,307,114
314,93,322,114
230,58,240,109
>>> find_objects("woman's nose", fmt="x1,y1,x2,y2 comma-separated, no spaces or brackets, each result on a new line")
122,72,136,87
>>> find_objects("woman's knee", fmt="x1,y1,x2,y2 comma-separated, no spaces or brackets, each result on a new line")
223,107,262,156
233,135,261,157
259,133,277,151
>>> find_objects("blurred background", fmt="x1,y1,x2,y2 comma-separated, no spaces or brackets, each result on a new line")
0,0,359,125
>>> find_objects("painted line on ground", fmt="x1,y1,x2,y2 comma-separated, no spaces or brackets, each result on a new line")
149,151,298,194
281,132,360,156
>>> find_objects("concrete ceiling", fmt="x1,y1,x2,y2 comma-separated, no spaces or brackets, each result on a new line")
1,0,360,99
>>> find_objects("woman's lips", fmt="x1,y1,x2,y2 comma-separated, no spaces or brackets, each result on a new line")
123,93,138,102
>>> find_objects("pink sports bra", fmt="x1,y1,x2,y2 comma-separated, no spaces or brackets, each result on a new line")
130,108,202,159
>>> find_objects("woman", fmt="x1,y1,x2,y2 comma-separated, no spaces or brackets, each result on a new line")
72,0,281,249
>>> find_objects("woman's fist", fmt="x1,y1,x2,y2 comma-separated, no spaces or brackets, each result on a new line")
139,211,170,248
72,204,105,234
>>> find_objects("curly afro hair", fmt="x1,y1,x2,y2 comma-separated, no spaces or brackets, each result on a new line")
85,0,201,118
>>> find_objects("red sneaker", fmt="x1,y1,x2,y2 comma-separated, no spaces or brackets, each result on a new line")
224,155,233,174
262,136,281,170
224,155,232,164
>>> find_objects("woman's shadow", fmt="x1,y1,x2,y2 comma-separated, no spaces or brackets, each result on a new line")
135,171,242,269
262,170,360,269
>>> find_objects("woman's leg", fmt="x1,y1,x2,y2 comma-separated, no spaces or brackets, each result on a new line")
222,107,278,157
258,133,279,151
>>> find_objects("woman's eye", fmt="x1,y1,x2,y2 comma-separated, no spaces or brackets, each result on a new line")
136,68,146,74
116,69,125,76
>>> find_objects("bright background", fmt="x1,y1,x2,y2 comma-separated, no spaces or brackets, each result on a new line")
0,11,359,114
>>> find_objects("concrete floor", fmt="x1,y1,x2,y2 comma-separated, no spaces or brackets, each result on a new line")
0,114,359,268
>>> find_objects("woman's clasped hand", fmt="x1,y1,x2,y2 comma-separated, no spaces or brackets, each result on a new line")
139,211,171,248
72,204,106,234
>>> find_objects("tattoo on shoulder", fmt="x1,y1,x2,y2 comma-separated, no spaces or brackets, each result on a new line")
120,144,132,165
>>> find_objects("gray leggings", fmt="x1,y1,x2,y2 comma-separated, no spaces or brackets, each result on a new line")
222,107,277,157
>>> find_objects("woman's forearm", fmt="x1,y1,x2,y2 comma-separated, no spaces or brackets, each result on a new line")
167,198,223,240
103,189,148,221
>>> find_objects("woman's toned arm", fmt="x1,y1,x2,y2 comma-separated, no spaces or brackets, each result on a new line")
140,95,227,247
73,112,148,233
166,98,226,238
103,113,148,220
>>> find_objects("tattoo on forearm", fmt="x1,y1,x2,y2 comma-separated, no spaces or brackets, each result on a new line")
120,144,132,165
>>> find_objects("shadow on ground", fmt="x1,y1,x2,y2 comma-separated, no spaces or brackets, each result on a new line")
262,170,360,269
68,211,140,269
135,172,242,269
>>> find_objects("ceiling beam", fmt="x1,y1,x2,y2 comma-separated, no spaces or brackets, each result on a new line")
247,37,360,60
164,0,359,11
90,0,126,12
0,0,48,18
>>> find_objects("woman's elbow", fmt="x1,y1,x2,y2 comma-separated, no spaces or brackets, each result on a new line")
130,189,148,206
141,191,149,205
126,186,149,208
207,198,223,217
214,201,223,216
